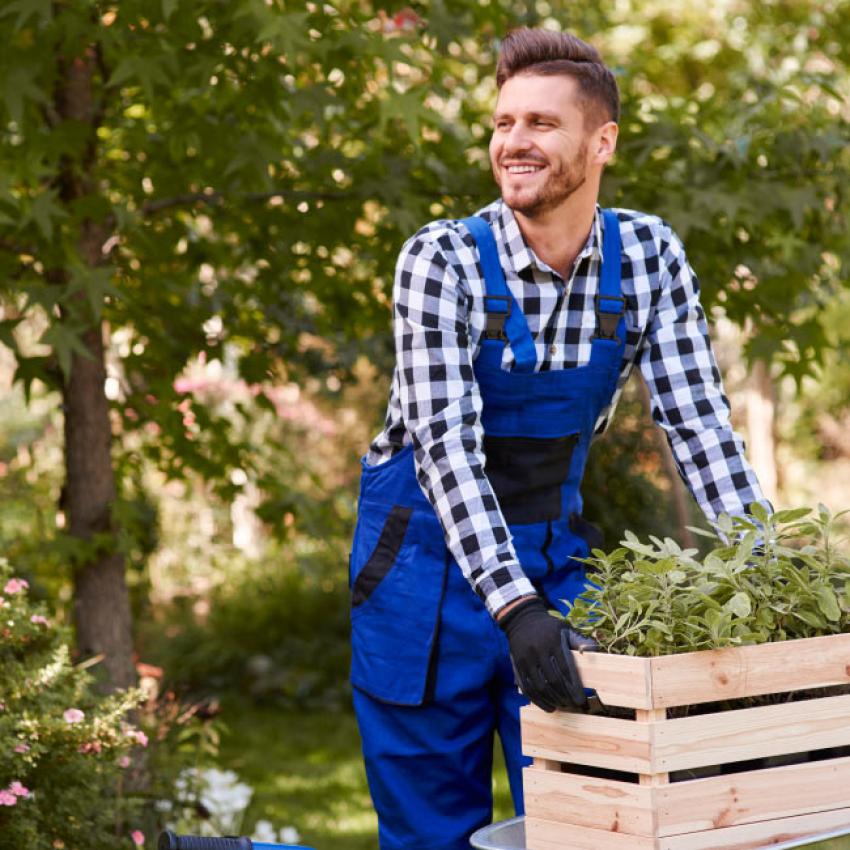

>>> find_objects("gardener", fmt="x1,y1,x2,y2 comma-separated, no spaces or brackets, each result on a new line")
349,27,768,850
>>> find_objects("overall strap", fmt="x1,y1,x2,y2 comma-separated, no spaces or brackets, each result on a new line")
461,216,537,373
595,209,626,343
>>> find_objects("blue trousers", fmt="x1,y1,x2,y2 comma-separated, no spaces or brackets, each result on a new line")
353,560,530,850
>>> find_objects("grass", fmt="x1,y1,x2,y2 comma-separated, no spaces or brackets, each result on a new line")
214,698,515,849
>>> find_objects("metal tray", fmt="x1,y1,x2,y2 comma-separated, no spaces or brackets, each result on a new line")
469,817,850,850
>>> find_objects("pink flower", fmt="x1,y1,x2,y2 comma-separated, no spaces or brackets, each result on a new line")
78,741,102,754
128,729,148,747
63,708,85,724
118,755,131,768
4,578,29,594
30,615,50,626
0,791,17,806
8,781,29,797
131,830,145,846
14,743,29,754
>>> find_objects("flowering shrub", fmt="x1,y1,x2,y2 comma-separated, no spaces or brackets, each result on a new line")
0,559,147,850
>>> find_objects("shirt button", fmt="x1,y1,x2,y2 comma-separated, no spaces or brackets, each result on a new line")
548,344,557,355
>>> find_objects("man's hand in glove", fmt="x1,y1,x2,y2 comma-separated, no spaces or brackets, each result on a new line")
497,595,596,713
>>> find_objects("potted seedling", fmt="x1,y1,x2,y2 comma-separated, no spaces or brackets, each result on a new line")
521,505,850,850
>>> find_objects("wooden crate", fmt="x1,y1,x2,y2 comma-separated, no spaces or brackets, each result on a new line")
521,632,850,850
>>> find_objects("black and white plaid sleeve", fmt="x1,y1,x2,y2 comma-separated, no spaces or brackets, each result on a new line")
637,225,769,521
393,228,536,617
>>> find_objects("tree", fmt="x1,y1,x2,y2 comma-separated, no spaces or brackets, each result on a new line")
0,0,500,688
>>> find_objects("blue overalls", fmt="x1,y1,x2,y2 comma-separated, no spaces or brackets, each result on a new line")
350,210,625,850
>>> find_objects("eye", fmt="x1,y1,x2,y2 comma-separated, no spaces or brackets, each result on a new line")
535,120,554,128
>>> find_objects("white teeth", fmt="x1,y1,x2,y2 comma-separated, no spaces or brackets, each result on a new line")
506,165,543,174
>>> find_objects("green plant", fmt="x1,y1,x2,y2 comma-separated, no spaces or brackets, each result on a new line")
566,506,850,656
0,558,146,850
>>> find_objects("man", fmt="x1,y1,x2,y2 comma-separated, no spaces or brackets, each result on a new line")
349,27,767,850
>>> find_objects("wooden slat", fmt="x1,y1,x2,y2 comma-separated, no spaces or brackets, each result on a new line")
654,693,850,772
637,708,669,786
572,650,653,709
523,766,655,836
525,815,656,850
521,705,652,774
648,632,850,708
659,806,850,850
655,754,850,836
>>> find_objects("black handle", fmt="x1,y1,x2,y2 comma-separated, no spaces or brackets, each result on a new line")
158,832,252,850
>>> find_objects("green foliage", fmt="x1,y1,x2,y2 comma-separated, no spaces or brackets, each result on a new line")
2,0,848,543
567,506,850,656
0,558,144,850
144,545,351,710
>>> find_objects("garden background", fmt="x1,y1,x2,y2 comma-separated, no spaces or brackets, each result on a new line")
1,0,850,848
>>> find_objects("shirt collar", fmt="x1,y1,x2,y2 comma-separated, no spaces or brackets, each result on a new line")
494,200,603,277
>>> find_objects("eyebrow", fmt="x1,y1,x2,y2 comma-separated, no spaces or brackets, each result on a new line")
492,110,562,123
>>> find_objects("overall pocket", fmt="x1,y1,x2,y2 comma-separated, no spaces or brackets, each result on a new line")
483,432,578,524
351,505,413,607
349,502,447,706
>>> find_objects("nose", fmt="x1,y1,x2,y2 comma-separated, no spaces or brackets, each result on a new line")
503,122,534,156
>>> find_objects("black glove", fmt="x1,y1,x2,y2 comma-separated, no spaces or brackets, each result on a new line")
498,596,593,713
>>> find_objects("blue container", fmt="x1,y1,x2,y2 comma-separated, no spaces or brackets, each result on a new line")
158,831,316,850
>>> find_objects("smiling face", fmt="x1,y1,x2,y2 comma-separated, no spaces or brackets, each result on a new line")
489,73,611,218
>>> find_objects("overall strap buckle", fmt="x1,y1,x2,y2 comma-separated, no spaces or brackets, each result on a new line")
592,293,626,341
482,294,511,342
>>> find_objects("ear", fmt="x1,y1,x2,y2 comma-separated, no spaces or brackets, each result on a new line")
591,121,618,166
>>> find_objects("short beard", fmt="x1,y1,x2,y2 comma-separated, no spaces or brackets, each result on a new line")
498,141,588,218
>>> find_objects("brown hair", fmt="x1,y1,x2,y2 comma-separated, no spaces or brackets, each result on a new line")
496,28,620,127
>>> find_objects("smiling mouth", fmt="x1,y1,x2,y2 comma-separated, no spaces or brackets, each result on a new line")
504,164,545,175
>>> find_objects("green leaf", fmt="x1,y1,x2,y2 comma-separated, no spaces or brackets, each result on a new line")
39,321,94,378
773,507,812,524
66,265,120,323
1,66,49,123
12,354,57,402
107,56,172,100
0,0,52,30
724,592,752,619
21,189,68,242
794,609,826,630
695,592,722,611
749,502,770,524
0,317,23,350
815,585,841,622
685,525,718,540
715,513,734,537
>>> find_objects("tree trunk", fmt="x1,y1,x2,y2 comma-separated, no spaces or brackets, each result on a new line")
745,359,779,505
56,46,135,691
65,317,136,691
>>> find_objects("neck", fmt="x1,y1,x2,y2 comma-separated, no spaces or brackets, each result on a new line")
512,182,599,279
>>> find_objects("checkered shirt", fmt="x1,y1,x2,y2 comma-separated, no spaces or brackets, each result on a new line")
366,199,767,618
